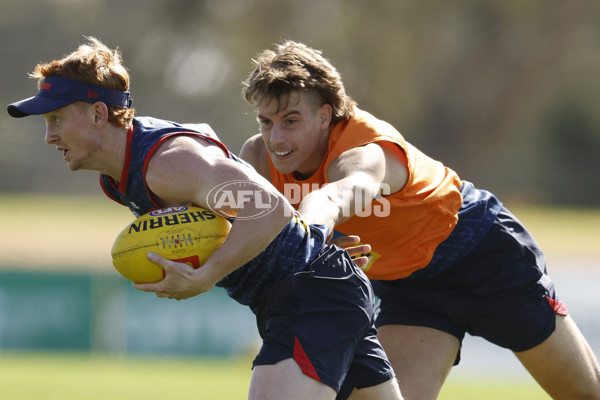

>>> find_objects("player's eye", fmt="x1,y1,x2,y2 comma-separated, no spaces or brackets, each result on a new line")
46,115,60,126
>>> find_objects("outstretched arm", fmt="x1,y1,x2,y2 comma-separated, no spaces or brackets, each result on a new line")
134,135,293,299
240,135,397,266
298,142,407,266
297,143,388,232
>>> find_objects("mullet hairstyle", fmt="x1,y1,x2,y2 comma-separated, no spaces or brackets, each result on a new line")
30,36,135,128
242,41,356,124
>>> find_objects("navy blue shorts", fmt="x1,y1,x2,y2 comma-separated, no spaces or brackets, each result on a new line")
253,245,395,398
373,207,568,363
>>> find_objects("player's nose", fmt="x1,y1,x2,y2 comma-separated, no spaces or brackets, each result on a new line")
45,127,59,144
270,124,286,145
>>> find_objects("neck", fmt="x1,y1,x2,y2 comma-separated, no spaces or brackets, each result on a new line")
102,123,130,181
292,126,330,180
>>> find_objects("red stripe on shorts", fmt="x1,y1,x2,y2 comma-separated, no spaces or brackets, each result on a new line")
293,337,321,382
546,296,569,316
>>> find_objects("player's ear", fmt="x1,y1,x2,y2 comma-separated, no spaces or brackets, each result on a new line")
90,101,109,126
318,103,332,129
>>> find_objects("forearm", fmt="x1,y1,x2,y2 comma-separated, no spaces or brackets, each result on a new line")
133,200,293,300
297,178,378,230
200,206,291,284
297,189,342,232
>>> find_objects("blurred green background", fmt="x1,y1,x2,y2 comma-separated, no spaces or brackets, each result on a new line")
2,0,600,206
1,0,599,398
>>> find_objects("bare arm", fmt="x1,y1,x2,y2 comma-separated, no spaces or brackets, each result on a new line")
134,135,293,299
298,143,398,233
240,137,408,265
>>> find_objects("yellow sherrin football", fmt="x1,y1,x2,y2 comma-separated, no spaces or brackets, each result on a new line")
111,206,231,282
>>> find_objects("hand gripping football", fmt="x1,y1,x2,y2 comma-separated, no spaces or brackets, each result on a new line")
111,206,231,282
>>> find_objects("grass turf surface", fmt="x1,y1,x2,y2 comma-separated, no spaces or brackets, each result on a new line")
0,353,252,400
0,353,551,399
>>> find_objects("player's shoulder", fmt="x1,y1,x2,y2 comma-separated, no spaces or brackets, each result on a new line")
148,135,226,176
240,134,267,164
156,133,219,153
240,134,270,179
241,133,263,151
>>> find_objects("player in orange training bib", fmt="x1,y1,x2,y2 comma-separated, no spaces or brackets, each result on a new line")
240,40,600,400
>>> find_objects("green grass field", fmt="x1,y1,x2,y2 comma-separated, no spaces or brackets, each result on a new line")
0,353,252,400
0,353,551,399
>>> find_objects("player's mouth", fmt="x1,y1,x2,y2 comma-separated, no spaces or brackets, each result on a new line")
57,146,69,160
271,149,292,158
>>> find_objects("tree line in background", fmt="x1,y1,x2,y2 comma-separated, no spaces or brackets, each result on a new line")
1,0,599,206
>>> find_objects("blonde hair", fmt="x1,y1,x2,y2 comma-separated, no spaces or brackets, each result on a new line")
30,36,134,128
242,41,356,124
